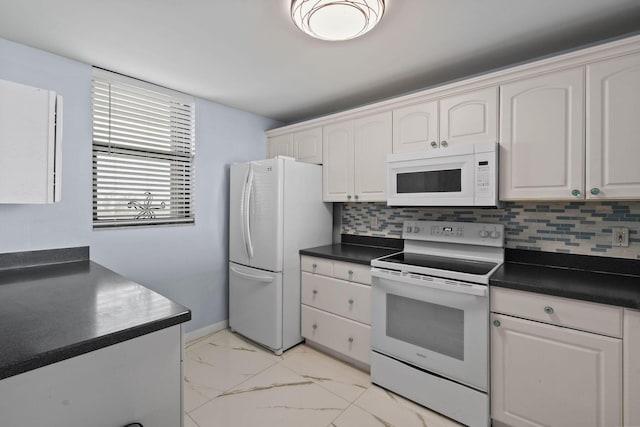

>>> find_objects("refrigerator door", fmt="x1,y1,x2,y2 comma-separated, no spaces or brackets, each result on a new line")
246,158,284,272
229,162,250,266
229,262,283,351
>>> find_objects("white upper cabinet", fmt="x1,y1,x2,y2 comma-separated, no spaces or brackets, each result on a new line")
323,120,354,201
268,133,294,158
323,112,391,202
392,100,438,152
353,112,392,202
0,79,62,204
268,127,322,164
293,127,323,164
392,87,497,153
499,68,585,200
439,86,498,146
587,52,640,200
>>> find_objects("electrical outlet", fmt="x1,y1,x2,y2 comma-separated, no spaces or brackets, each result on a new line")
370,215,379,230
612,227,629,247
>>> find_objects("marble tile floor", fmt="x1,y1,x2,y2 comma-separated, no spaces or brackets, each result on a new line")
184,329,462,427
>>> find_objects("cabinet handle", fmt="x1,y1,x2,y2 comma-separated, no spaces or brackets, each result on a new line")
312,263,317,269
348,337,354,343
493,320,501,327
441,140,448,147
590,187,601,195
347,195,352,200
312,323,318,330
544,306,554,314
312,289,318,295
430,141,438,148
348,299,354,305
348,270,353,277
571,189,581,197
354,195,359,200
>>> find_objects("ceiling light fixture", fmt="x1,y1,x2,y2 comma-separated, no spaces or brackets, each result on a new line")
291,0,385,41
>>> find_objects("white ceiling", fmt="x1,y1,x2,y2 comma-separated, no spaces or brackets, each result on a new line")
1,0,640,124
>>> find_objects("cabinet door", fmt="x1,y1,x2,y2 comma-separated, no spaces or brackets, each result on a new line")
353,111,392,202
268,134,294,158
499,68,585,200
624,309,640,426
491,313,622,427
392,100,438,153
587,52,640,199
0,79,61,204
439,86,497,146
323,120,354,202
293,127,322,164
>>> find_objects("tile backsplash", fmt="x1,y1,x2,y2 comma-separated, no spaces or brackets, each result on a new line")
341,201,640,260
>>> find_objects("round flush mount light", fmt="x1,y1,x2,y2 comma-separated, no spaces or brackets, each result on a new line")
291,0,386,41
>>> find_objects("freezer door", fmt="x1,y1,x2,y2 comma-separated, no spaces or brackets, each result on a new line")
246,159,284,271
229,262,283,351
229,162,250,266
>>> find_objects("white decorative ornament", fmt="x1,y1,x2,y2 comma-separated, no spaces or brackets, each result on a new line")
291,0,386,41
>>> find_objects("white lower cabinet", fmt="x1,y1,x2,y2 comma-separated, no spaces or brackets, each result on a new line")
300,255,372,366
0,325,183,427
624,308,640,425
491,288,623,427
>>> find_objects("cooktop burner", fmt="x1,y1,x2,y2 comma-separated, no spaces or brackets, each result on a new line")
377,252,498,275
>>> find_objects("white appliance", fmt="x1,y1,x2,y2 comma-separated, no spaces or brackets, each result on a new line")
229,156,332,355
370,220,504,427
387,142,498,207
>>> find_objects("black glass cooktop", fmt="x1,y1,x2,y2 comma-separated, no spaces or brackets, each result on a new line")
377,252,498,275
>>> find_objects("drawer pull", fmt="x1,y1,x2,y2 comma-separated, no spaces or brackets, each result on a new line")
348,337,354,343
348,270,353,276
312,323,318,330
493,320,501,327
348,299,354,305
312,289,318,295
544,306,554,314
312,263,317,269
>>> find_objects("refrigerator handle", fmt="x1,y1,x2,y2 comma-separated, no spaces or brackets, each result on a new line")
240,166,250,259
245,166,255,259
230,265,274,283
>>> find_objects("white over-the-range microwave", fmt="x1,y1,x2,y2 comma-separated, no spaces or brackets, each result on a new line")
387,142,499,207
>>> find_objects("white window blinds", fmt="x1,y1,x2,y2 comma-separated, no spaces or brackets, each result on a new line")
92,69,195,228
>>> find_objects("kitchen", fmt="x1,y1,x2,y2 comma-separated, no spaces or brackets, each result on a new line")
1,1,640,426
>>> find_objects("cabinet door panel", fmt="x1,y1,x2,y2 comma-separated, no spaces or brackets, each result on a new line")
294,127,323,164
353,111,392,202
587,52,640,199
491,313,622,427
440,86,498,146
323,121,354,202
624,309,640,425
393,101,438,153
268,134,294,158
500,68,585,200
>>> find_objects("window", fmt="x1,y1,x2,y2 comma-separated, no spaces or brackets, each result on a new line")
92,69,195,228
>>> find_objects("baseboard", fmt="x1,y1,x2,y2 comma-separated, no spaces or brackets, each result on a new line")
185,319,228,344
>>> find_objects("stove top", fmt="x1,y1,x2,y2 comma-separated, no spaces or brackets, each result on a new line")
376,252,498,275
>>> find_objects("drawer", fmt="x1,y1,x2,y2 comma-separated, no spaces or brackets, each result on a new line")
301,305,371,365
301,272,371,324
300,256,333,276
491,287,623,338
333,260,371,285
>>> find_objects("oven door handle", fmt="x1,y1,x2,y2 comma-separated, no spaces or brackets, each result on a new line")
371,268,487,297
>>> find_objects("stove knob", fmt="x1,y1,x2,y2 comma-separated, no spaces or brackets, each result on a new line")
479,230,489,238
490,230,501,239
413,227,420,233
405,226,413,233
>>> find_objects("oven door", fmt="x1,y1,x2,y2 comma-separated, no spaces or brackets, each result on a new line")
371,268,488,391
387,149,475,206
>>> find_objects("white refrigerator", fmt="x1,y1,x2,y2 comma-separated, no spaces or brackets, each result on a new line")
229,156,332,354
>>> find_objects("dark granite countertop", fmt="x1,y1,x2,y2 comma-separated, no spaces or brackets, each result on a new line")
300,235,403,265
0,247,191,380
490,249,640,309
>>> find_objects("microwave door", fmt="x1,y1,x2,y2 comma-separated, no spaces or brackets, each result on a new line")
389,155,475,206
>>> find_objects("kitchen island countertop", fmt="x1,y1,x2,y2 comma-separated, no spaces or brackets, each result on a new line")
0,247,191,381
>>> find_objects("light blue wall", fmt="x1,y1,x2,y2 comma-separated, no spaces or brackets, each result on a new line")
0,38,281,332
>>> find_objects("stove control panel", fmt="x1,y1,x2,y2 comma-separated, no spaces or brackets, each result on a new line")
402,220,505,247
